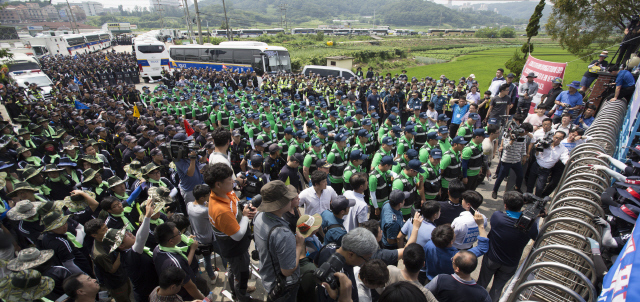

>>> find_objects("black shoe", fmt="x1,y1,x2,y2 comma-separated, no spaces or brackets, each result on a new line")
492,191,498,199
479,181,486,185
492,174,498,179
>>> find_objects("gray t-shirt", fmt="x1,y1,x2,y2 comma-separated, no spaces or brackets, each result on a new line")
489,95,511,119
187,202,214,245
253,212,300,292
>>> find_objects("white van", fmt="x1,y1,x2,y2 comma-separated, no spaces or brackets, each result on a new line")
3,54,41,76
301,65,356,81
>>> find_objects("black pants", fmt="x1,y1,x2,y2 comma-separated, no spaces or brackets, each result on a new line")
492,162,524,193
616,42,640,66
619,85,636,103
526,161,551,197
330,182,343,195
465,174,481,191
541,161,565,196
449,123,460,138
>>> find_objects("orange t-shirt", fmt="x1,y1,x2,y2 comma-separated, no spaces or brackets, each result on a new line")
208,191,241,237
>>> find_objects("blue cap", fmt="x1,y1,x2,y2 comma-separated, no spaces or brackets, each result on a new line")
234,108,242,115
408,159,425,173
339,106,347,112
355,101,362,107
279,113,289,121
380,155,397,166
330,110,339,117
253,113,260,119
314,110,322,117
344,116,354,122
362,119,372,126
299,106,307,112
261,121,271,128
251,101,258,106
430,148,443,159
438,126,449,134
390,107,399,114
355,109,364,116
370,112,380,119
437,114,450,121
469,113,480,120
382,136,396,145
427,132,442,140
368,105,376,111
452,136,468,145
246,113,254,119
318,127,329,136
308,101,316,107
391,125,402,135
405,125,417,135
358,129,372,138
284,127,294,135
419,112,428,119
473,128,489,138
334,133,348,142
487,118,498,125
406,149,418,160
294,120,303,127
350,149,369,160
306,120,316,128
295,130,307,139
387,115,397,124
310,137,323,147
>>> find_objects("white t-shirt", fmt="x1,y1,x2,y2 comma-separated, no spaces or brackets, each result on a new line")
209,151,236,180
343,191,369,232
524,113,548,129
482,137,495,157
451,211,487,250
426,109,438,128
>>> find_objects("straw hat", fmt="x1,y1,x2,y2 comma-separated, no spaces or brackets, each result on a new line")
6,200,42,220
6,248,55,271
40,211,69,232
0,270,55,302
296,214,322,238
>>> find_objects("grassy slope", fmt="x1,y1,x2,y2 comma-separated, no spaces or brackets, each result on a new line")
387,47,589,88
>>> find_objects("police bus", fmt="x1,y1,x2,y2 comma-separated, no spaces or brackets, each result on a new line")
135,37,170,83
168,41,291,76
82,33,102,52
62,35,88,55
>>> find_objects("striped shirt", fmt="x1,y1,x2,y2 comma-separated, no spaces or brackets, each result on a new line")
501,136,526,163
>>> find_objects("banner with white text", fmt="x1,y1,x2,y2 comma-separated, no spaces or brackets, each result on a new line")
520,55,567,112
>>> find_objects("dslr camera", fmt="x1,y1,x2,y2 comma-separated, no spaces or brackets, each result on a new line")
514,193,549,232
160,140,206,161
535,131,554,152
313,251,346,290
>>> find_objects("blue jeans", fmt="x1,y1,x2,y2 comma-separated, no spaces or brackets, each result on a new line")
492,161,523,193
580,75,597,89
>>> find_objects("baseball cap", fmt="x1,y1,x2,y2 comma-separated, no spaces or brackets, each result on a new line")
295,130,307,139
172,133,191,141
419,112,428,119
380,155,397,166
254,139,269,148
507,73,515,78
350,149,369,161
609,204,640,224
344,116,354,122
469,113,480,120
318,127,329,136
387,115,397,124
487,118,499,125
427,132,442,140
430,148,443,159
437,114,450,121
473,128,489,138
250,154,264,165
269,144,282,153
358,129,372,138
406,149,418,160
408,159,425,173
382,136,396,145
391,126,402,135
316,158,332,168
334,133,348,142
362,119,372,126
132,146,145,153
261,121,271,128
284,127,294,135
438,126,449,134
310,137,323,147
331,195,356,213
452,136,469,145
389,190,410,206
405,125,417,135
291,153,305,164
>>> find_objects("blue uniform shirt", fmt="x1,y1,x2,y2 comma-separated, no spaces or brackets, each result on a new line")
553,90,583,116
320,210,347,246
407,97,421,110
367,94,381,109
380,202,403,248
430,95,447,111
616,70,636,89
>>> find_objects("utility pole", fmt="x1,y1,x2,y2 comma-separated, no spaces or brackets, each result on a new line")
373,9,376,29
222,0,232,41
65,0,79,34
278,3,288,32
193,0,203,44
182,0,194,42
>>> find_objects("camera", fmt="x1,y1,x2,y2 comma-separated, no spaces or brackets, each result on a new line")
160,140,206,161
238,195,262,213
535,131,554,152
313,252,346,290
514,193,549,232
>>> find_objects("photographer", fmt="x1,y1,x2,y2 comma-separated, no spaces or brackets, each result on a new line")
204,163,257,302
616,16,640,67
315,227,379,302
526,131,569,197
491,125,527,199
172,133,204,204
477,192,539,302
253,180,304,302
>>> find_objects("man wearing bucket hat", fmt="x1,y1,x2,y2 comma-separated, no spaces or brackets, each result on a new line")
63,190,99,225
81,168,111,201
40,211,93,276
0,269,55,302
6,199,43,245
44,163,76,201
21,165,51,198
253,180,305,300
6,247,71,300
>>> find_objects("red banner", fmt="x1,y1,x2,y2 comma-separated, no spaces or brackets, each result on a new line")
520,55,567,111
184,119,195,136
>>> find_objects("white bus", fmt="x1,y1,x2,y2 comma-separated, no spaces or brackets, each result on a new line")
83,33,102,52
169,41,291,76
135,39,170,82
62,35,88,55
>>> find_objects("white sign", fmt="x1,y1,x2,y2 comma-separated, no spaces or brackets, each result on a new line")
27,26,43,30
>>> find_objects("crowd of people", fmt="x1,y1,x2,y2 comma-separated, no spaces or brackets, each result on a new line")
0,47,637,302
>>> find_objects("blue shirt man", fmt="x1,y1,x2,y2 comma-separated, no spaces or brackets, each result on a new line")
320,196,355,246
554,81,584,116
424,225,489,281
430,91,447,112
616,69,636,89
450,101,470,125
380,190,408,249
367,89,381,109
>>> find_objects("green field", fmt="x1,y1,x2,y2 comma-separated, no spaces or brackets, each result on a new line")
387,47,589,88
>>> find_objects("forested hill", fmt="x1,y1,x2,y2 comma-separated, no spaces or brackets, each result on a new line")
197,0,516,28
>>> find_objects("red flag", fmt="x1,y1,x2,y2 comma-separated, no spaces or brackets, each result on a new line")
184,119,195,136
222,65,228,69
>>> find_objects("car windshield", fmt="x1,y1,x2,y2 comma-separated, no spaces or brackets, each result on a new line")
8,62,40,72
18,75,51,88
265,50,291,73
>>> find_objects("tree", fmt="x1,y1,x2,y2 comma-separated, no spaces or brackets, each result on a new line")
315,30,324,41
546,0,636,60
475,27,499,38
118,5,123,12
505,0,544,77
499,27,516,38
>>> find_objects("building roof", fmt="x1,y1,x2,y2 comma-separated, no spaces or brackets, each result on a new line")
16,22,99,30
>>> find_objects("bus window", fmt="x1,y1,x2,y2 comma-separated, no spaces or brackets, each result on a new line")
233,49,252,64
171,48,185,61
138,45,165,53
216,49,233,63
184,48,200,61
199,49,213,62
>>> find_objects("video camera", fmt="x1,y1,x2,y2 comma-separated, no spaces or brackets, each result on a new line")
159,139,206,161
535,131,554,152
313,252,346,290
514,193,549,232
502,117,525,142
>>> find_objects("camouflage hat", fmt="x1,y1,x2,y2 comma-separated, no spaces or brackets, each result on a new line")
102,227,128,254
6,182,39,198
6,248,55,271
36,200,64,217
41,211,69,232
141,163,161,176
63,191,96,212
0,269,55,302
107,176,126,188
81,168,100,184
6,200,42,220
124,161,143,179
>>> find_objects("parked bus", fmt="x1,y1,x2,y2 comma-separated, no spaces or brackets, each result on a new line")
83,33,101,52
291,28,316,34
62,35,88,55
99,33,111,48
169,41,291,76
135,38,170,82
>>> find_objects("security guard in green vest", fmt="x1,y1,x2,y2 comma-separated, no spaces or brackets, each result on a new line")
461,128,487,191
256,121,279,147
378,115,397,143
327,132,349,194
287,130,308,160
392,159,425,220
343,149,368,191
437,126,452,153
392,148,419,174
420,148,442,201
457,113,479,143
217,102,232,130
397,125,416,159
303,137,328,185
370,136,396,171
414,112,430,150
350,129,374,172
275,114,289,140
278,127,295,154
368,155,396,219
440,136,467,201
428,114,450,133
419,132,441,163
